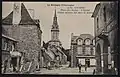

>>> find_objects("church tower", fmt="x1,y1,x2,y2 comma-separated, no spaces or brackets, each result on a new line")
51,9,59,40
50,9,61,46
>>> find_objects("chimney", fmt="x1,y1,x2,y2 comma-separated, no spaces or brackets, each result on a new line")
12,2,21,25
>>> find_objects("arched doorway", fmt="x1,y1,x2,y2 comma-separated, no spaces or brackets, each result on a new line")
96,43,102,73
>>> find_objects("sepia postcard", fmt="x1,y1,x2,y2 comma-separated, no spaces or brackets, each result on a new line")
2,1,118,75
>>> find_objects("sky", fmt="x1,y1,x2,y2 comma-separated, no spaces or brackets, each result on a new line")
2,2,99,49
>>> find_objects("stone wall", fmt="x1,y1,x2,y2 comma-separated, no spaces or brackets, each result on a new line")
2,24,42,72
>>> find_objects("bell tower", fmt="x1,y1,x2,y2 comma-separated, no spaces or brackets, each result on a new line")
51,9,59,41
50,9,61,46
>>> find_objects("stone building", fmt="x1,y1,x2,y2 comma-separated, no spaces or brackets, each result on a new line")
70,33,96,69
2,3,42,73
91,2,118,74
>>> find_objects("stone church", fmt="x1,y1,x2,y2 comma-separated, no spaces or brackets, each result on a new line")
41,9,67,69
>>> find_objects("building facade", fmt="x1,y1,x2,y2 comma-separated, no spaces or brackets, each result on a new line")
2,3,42,73
91,2,118,75
70,33,96,69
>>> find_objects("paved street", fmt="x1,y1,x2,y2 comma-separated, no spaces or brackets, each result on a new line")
31,63,96,75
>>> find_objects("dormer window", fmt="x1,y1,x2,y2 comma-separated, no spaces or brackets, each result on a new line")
85,39,91,45
77,39,83,45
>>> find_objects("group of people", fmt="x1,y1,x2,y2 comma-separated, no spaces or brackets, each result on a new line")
77,62,96,75
78,62,88,73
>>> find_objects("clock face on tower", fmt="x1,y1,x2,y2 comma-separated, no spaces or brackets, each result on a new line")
14,3,19,13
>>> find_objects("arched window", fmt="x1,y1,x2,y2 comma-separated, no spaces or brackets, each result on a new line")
77,39,83,45
85,39,91,45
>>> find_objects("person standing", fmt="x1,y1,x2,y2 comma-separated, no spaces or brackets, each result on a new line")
85,64,87,71
93,69,96,75
78,62,82,73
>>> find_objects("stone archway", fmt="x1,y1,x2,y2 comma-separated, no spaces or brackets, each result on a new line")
96,43,102,73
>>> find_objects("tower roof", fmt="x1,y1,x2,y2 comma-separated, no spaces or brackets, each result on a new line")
52,8,59,29
19,3,36,25
2,11,13,25
54,8,57,18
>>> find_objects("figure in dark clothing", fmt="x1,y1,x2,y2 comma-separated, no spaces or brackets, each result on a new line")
78,63,82,73
3,60,8,73
93,69,96,75
13,63,16,72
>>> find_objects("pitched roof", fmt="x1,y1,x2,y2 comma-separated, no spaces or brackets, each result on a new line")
71,34,94,43
2,11,13,25
2,34,18,42
41,49,52,61
56,47,65,55
79,34,94,40
71,36,78,41
2,3,36,25
19,3,36,25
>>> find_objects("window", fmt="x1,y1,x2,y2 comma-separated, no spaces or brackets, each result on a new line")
97,17,99,29
85,47,91,55
103,7,106,22
9,43,12,51
2,38,8,50
77,47,82,54
77,39,83,45
85,39,91,45
6,41,10,51
11,43,15,51
90,48,93,55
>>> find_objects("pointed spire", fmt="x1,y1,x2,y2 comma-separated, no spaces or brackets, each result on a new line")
54,7,57,17
53,7,58,26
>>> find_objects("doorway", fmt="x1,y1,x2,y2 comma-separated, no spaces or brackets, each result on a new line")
85,58,90,67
